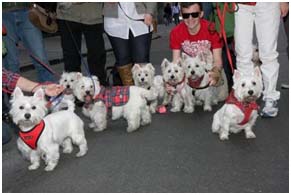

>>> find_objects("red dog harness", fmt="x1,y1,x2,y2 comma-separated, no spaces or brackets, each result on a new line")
226,91,259,125
19,120,45,150
94,86,130,108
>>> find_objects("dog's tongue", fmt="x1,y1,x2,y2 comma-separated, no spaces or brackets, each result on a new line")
244,96,257,103
84,95,92,104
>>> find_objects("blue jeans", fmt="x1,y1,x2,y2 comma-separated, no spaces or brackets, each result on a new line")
3,9,55,82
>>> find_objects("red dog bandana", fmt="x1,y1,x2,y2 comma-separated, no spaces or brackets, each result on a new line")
19,120,45,150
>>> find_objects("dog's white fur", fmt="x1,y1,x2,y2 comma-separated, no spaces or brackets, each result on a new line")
74,75,157,133
161,58,194,113
132,63,165,113
51,72,81,112
212,67,263,140
10,87,88,171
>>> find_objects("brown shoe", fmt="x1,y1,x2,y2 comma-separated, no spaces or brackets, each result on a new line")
117,64,134,86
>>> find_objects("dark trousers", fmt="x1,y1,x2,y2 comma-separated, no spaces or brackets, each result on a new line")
222,37,236,92
107,30,152,67
58,20,107,85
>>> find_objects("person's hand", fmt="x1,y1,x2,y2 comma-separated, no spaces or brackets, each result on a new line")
144,14,153,26
280,2,289,17
208,66,222,86
44,84,64,96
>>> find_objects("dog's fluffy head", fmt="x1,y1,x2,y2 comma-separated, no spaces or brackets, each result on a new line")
161,58,185,85
9,87,47,129
181,52,209,80
232,67,263,102
59,72,80,94
132,63,155,88
74,75,100,102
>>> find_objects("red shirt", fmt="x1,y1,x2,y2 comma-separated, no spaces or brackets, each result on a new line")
170,19,223,57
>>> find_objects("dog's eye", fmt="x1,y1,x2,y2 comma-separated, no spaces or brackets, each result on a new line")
32,106,36,110
71,79,74,82
168,70,171,73
145,74,148,77
252,81,256,86
81,86,84,89
188,66,191,69
19,106,24,110
64,79,67,82
175,70,178,73
90,85,93,88
196,65,199,68
241,83,245,87
138,74,141,77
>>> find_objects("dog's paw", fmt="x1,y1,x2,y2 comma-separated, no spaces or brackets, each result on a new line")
63,147,73,154
203,105,212,112
245,131,256,139
44,163,57,171
28,163,40,170
170,107,181,112
88,122,96,128
150,106,156,114
219,133,229,141
183,107,194,113
76,150,87,157
93,127,105,132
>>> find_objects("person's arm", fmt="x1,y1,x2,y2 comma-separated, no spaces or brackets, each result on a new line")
209,48,223,86
172,49,181,63
280,2,289,17
144,3,157,26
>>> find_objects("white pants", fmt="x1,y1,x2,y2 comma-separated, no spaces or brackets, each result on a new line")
235,2,281,101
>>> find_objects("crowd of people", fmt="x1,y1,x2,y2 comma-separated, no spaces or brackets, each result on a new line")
2,2,289,144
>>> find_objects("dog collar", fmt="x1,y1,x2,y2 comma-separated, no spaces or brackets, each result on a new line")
188,75,204,89
226,91,259,125
19,120,45,150
165,74,186,95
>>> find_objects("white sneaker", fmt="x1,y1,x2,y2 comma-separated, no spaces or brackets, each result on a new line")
260,99,278,118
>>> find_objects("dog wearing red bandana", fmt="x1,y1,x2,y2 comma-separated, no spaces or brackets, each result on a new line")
212,67,263,140
10,87,88,171
181,52,228,111
74,75,157,133
161,58,194,113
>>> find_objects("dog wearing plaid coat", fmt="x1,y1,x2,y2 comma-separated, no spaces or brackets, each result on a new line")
74,75,157,133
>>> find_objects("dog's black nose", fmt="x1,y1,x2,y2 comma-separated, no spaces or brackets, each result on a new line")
24,113,31,119
170,75,175,79
66,85,70,88
191,70,195,75
141,78,144,82
85,90,90,95
248,90,254,96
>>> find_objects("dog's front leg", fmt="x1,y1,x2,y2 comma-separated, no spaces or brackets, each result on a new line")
92,102,107,132
149,100,158,113
183,93,194,113
244,113,258,139
171,94,182,112
28,151,41,170
203,95,212,111
219,119,231,141
44,144,60,171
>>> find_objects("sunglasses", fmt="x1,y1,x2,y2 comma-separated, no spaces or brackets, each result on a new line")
182,12,200,19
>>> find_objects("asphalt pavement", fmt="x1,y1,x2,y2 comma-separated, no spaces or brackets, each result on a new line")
2,23,289,193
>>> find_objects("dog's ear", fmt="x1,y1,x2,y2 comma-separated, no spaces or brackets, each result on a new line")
233,69,241,81
146,63,155,74
254,66,262,78
132,63,141,74
76,72,83,80
176,58,183,67
33,88,45,101
161,58,169,71
12,87,24,100
181,52,189,62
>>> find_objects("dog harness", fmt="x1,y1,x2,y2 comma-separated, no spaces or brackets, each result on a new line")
19,120,45,150
188,75,205,89
226,91,259,125
94,86,130,108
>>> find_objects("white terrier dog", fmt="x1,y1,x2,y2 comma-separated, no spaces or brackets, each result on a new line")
182,52,228,111
74,75,157,133
212,67,263,140
51,72,81,112
161,58,194,113
132,63,165,113
10,87,88,171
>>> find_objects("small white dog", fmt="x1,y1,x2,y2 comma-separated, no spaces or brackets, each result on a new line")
74,75,157,133
212,67,263,140
182,52,228,111
10,87,88,171
132,63,165,113
161,58,194,113
51,72,81,112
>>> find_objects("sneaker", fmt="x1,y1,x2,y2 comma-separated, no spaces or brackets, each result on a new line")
260,99,278,118
281,83,289,89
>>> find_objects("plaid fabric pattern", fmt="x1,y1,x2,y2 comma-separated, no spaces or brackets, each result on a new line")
94,86,130,108
2,68,20,93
